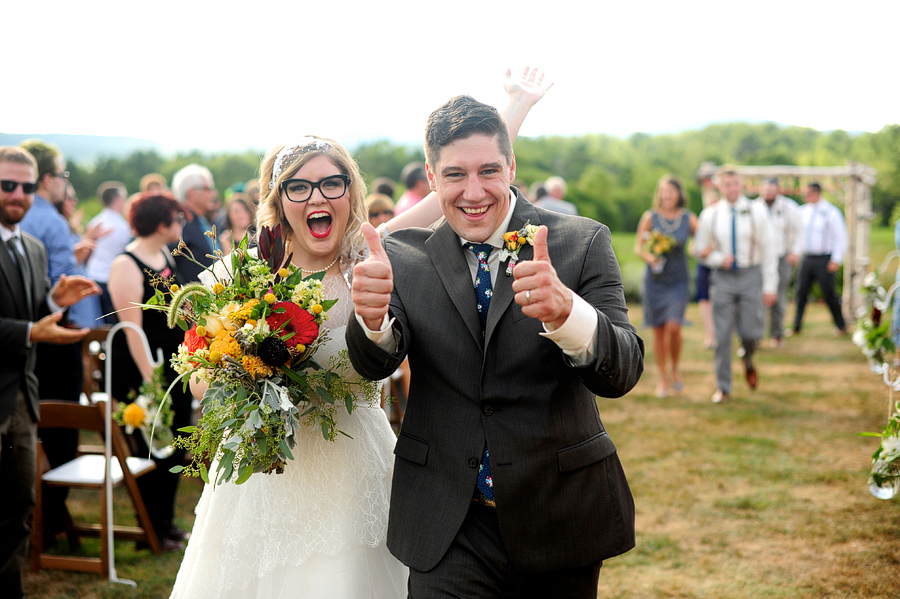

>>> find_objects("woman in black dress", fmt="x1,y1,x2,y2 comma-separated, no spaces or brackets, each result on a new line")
108,193,191,551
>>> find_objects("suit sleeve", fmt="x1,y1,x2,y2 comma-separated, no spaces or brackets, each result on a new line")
569,224,644,398
346,306,409,382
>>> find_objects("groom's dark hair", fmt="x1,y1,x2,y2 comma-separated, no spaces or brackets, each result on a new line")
424,95,512,167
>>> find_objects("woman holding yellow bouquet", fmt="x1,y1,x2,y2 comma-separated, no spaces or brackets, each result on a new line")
634,175,697,397
169,68,553,599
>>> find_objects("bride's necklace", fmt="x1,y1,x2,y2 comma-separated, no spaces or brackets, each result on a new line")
296,255,339,276
656,210,684,235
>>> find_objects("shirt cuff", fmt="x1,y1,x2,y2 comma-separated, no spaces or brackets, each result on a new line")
47,295,63,314
354,312,398,353
539,290,597,366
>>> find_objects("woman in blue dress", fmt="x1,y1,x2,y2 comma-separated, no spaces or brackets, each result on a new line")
635,175,697,397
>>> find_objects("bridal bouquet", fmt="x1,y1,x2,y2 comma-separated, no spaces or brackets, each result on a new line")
149,225,378,485
642,230,676,275
112,363,175,459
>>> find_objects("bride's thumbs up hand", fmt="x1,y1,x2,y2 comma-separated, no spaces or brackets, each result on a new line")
353,224,394,330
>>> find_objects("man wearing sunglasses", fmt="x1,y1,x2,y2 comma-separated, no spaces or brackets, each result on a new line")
17,140,89,547
0,146,100,599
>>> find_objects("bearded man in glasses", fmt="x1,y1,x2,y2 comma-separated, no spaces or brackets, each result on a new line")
0,146,99,598
18,139,91,545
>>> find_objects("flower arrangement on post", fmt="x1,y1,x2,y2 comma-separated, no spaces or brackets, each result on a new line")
112,363,175,459
641,229,676,275
146,225,378,485
855,270,900,499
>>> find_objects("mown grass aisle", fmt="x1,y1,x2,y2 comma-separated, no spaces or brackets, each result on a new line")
600,302,900,598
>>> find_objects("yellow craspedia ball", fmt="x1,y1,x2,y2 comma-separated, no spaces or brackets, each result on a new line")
196,325,207,338
122,403,145,428
517,236,526,245
213,283,225,295
265,293,277,304
209,350,221,363
278,268,289,278
295,343,306,353
311,304,323,314
169,284,179,294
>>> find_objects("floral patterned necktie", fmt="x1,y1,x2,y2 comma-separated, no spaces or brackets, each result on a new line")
468,243,494,504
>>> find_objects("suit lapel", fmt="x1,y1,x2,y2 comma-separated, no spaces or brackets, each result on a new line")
0,240,29,319
484,196,543,348
426,221,484,349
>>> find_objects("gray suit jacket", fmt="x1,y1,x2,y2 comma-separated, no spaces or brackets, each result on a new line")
347,192,644,573
0,232,52,424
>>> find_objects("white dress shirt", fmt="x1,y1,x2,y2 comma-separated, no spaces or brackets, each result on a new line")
695,195,778,294
754,194,803,259
358,193,599,365
86,207,132,282
798,198,846,264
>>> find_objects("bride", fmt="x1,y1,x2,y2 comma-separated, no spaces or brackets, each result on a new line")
169,68,552,599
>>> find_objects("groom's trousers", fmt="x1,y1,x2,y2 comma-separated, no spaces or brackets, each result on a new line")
407,502,602,599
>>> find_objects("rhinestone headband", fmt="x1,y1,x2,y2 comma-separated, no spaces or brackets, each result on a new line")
269,137,332,189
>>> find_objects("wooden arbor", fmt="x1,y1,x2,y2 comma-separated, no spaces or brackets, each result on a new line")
696,162,878,315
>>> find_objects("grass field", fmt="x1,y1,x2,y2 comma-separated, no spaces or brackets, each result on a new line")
22,229,900,598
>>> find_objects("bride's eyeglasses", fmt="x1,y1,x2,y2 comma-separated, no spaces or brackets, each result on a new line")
281,175,350,203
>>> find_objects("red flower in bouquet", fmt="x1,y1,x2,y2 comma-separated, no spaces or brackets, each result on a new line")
183,325,208,353
266,302,318,348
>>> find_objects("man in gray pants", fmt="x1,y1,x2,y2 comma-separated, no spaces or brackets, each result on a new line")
754,178,803,347
696,167,777,403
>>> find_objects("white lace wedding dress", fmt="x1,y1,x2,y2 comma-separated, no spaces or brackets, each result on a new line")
170,268,407,598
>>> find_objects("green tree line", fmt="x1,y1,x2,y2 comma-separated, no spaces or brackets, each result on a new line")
67,122,900,232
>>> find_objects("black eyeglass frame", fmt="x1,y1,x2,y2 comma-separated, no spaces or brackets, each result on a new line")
1,180,39,194
281,175,351,203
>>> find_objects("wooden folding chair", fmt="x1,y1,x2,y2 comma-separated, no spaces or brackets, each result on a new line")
31,400,161,578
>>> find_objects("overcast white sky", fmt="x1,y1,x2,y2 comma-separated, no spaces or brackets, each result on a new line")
5,0,898,153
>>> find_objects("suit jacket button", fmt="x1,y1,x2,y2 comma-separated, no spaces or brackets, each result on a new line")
482,405,493,416
468,457,479,468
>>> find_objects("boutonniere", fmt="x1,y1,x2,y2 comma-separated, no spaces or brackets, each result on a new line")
498,220,539,275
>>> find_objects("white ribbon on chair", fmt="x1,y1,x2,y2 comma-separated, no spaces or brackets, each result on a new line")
103,321,164,587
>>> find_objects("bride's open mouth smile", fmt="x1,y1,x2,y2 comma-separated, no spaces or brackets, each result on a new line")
307,211,333,238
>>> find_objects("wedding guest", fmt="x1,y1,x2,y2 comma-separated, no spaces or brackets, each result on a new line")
140,172,168,194
366,193,395,227
218,196,255,254
85,181,132,324
792,182,847,336
695,174,719,349
57,184,104,328
634,175,697,397
18,140,85,541
170,164,218,283
754,178,803,347
245,178,261,211
0,146,99,598
534,175,578,215
108,193,192,551
394,162,429,215
696,167,776,403
370,176,397,199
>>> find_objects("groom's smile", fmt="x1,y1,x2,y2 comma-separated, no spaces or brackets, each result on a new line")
427,133,516,243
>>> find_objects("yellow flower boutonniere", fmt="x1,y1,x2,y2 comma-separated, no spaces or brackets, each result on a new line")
498,220,539,275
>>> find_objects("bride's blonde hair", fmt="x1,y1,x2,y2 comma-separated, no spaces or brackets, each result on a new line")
256,136,368,268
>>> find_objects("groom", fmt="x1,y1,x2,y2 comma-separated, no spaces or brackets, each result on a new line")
347,95,643,598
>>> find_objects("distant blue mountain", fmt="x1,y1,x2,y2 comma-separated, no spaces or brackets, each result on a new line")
0,133,161,164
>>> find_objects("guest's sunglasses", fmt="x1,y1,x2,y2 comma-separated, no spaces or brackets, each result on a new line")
1,180,39,194
369,210,394,219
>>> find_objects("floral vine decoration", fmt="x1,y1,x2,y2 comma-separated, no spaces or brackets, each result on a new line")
852,271,895,374
112,363,175,458
499,220,539,275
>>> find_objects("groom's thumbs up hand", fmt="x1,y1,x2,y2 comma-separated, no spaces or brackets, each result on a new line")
353,223,394,331
512,225,573,329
